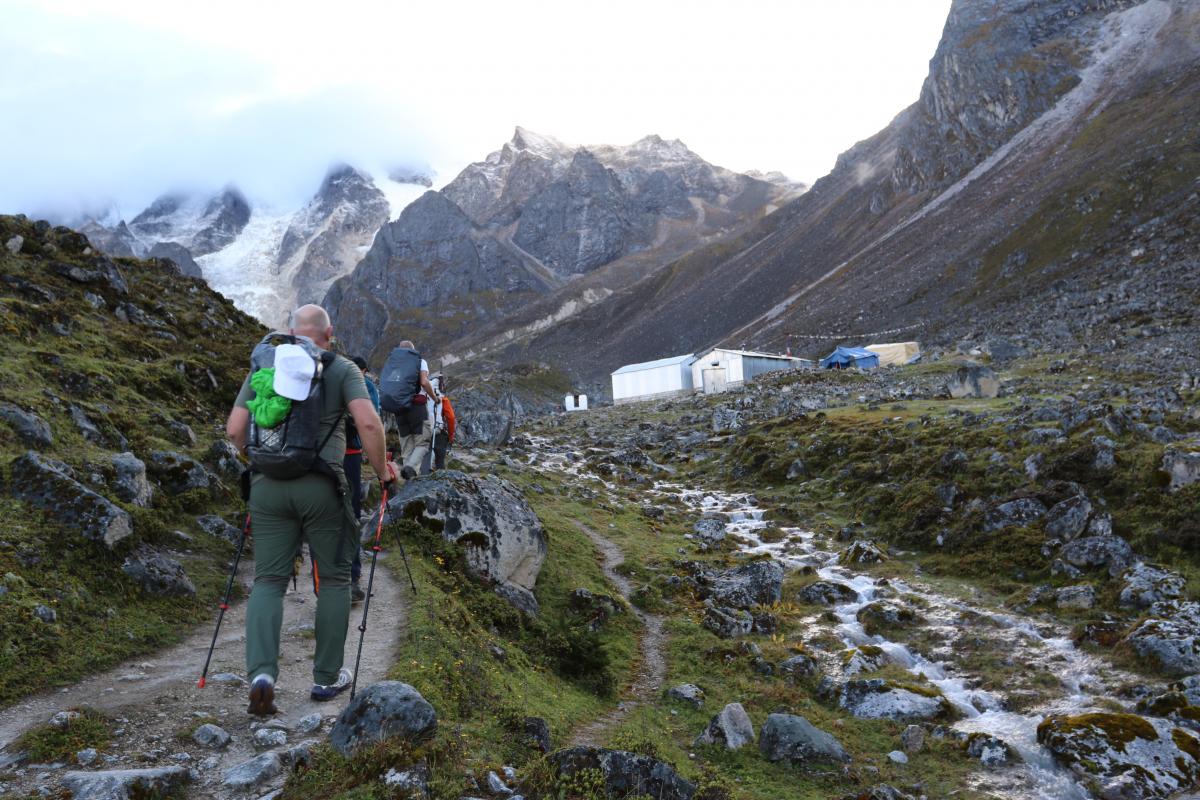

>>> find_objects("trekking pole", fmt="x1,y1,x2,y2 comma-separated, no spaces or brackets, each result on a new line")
392,520,418,594
198,514,251,688
350,488,391,699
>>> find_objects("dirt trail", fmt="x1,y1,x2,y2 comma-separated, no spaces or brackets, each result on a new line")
0,553,409,798
568,521,667,747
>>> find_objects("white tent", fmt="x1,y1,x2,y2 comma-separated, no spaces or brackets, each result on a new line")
611,354,696,404
865,342,921,367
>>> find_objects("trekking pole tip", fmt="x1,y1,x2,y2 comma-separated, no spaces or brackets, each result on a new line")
197,676,206,688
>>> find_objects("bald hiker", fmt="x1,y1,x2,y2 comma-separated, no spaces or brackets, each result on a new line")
379,339,438,480
225,304,399,714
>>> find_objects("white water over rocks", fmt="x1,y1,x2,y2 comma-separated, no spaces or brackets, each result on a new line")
526,435,1147,800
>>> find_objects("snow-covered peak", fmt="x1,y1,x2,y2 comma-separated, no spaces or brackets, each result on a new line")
510,126,573,159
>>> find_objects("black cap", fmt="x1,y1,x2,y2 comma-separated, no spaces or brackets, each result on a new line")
351,356,368,371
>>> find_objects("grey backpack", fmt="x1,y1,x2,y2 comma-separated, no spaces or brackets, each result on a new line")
245,333,337,480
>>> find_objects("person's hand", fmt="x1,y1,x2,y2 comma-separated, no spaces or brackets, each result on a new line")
382,461,400,491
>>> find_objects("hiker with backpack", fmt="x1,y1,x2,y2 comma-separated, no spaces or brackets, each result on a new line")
343,356,381,602
225,304,400,714
421,374,456,474
378,339,438,480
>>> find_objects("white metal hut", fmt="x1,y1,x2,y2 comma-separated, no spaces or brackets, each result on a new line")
611,354,697,405
564,393,589,411
690,348,804,394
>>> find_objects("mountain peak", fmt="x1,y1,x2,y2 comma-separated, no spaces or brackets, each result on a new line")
510,126,572,158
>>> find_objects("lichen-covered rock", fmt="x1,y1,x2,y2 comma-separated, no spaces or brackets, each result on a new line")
110,452,153,508
839,540,888,565
1044,495,1092,541
328,681,437,758
857,601,920,636
191,723,230,749
549,747,695,800
1038,712,1200,799
11,451,132,547
692,516,726,545
148,450,210,495
798,580,858,606
61,766,190,800
222,752,282,790
946,365,999,399
843,645,892,675
196,514,244,545
204,438,244,482
982,497,1046,532
1123,602,1200,677
1120,563,1186,609
122,546,196,596
382,471,546,613
1163,444,1200,492
694,702,755,750
758,713,849,763
838,679,953,721
665,683,705,709
779,653,821,680
1055,584,1096,610
701,560,784,609
1060,536,1134,576
702,606,775,639
0,403,53,448
966,733,1012,766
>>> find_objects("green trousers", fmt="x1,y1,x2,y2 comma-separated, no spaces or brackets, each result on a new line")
246,473,351,686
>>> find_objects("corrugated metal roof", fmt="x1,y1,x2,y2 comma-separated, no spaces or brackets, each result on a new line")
701,348,800,360
612,353,696,375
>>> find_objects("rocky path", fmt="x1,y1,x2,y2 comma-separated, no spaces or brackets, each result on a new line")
0,555,409,799
568,521,668,747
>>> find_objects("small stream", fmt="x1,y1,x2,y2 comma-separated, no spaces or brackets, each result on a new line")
527,437,1139,799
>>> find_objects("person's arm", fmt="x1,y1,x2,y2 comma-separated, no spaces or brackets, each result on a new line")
419,370,436,399
226,374,252,454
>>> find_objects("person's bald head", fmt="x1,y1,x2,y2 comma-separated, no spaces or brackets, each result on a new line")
399,339,415,350
290,304,333,348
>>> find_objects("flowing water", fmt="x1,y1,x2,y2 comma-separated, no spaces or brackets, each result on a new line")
527,436,1142,799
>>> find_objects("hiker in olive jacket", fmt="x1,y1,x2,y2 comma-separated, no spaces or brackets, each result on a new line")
225,304,399,714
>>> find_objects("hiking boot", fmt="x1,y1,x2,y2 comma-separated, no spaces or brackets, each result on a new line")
310,668,353,701
400,465,416,481
351,581,366,603
247,674,277,716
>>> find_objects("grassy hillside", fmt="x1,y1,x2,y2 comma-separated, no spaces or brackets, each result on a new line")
0,215,265,703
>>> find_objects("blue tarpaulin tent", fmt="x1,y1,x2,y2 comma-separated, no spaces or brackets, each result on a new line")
820,346,879,370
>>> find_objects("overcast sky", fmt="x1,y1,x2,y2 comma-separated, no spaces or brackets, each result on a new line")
0,0,951,219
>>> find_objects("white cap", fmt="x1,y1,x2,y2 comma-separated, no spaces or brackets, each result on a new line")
273,344,315,401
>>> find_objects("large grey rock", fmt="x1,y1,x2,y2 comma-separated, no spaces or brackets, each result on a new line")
694,702,755,750
982,498,1046,532
797,580,858,606
701,560,784,609
110,452,153,507
780,653,821,679
1044,495,1092,541
191,723,230,749
692,516,726,545
61,766,190,800
204,439,244,482
0,403,53,448
946,365,1000,399
69,405,104,444
967,734,1012,767
1039,713,1200,799
1055,584,1095,610
11,451,132,547
148,451,210,495
1163,445,1200,492
196,514,244,545
1123,602,1200,677
758,713,849,763
328,681,437,758
549,747,695,800
222,752,282,790
148,241,202,278
838,679,952,721
382,471,546,613
665,683,705,709
122,546,195,596
1120,563,1186,609
253,727,287,748
1060,536,1133,576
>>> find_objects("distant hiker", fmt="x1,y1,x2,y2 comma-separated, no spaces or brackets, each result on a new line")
421,374,456,474
379,339,438,480
225,304,399,714
343,355,382,602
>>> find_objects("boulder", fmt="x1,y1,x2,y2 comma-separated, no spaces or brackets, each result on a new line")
843,645,892,675
328,681,437,758
838,680,952,721
702,606,775,639
1038,713,1200,799
692,516,726,545
253,727,287,748
381,765,429,795
383,471,546,613
702,560,784,609
549,747,695,800
295,713,323,735
1163,445,1200,492
0,403,53,448
966,733,1011,766
122,546,196,596
900,725,925,754
1172,676,1200,707
1055,584,1095,610
779,654,821,680
1123,602,1200,677
192,723,231,749
1044,496,1092,541
839,540,888,565
758,713,849,763
110,452,153,507
222,752,282,790
712,408,744,433
1120,563,1186,609
204,439,244,482
522,716,551,753
857,601,919,636
665,683,705,709
69,405,105,444
1060,536,1134,576
798,580,858,606
11,451,133,547
196,514,244,545
148,451,210,495
694,702,755,750
982,498,1046,532
60,766,190,800
946,365,1000,399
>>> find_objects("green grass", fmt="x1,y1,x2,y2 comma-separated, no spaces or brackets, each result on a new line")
13,707,112,763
